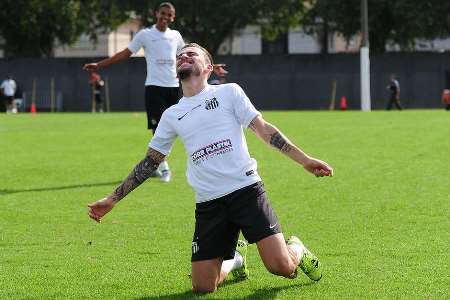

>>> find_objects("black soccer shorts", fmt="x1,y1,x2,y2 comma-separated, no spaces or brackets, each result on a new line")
191,181,281,262
145,85,181,132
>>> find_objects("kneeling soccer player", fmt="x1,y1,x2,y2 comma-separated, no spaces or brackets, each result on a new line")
88,43,333,293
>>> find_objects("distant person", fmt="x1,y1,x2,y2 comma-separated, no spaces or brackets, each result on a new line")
83,2,226,182
1,75,17,114
87,43,333,294
89,72,105,112
386,74,403,110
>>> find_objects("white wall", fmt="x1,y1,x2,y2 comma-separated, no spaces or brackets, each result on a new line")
54,19,143,58
288,27,321,54
230,25,262,55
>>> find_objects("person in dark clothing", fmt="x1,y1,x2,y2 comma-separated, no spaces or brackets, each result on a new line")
386,74,403,110
89,72,104,112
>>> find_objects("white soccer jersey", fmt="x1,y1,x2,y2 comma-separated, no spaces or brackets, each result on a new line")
0,79,16,96
128,25,184,87
149,83,262,203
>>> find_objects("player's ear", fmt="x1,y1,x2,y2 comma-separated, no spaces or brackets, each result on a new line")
205,64,214,77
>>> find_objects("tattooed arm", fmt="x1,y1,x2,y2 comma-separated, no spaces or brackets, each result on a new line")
248,115,333,177
88,148,166,222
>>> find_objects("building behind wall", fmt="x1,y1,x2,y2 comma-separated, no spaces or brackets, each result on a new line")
53,19,145,58
1,17,450,58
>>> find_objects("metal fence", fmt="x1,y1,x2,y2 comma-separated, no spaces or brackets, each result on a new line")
0,52,449,112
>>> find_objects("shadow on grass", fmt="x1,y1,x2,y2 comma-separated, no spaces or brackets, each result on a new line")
0,180,122,195
135,281,315,300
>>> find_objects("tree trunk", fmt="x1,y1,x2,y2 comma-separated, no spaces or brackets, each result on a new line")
321,19,329,54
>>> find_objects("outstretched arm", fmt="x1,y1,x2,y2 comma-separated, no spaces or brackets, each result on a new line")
83,48,132,72
212,64,228,77
248,115,333,177
88,148,166,222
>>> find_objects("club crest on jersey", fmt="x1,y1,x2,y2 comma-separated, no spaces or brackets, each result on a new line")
205,97,219,110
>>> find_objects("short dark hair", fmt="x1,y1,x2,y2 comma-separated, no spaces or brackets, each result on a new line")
181,43,214,65
158,2,175,11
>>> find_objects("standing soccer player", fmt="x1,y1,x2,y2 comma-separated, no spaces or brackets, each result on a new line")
88,43,334,294
83,2,183,182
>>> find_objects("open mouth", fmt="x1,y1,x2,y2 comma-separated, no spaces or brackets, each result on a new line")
177,60,193,69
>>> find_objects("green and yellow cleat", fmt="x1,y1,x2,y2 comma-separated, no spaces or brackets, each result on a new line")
231,240,249,280
287,236,322,281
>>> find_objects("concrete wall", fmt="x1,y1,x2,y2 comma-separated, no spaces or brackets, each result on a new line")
0,52,449,112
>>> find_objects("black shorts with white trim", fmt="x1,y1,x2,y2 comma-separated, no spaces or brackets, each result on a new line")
191,181,281,262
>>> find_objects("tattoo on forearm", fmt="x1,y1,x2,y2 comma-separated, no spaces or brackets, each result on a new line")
112,149,165,202
248,120,257,132
269,132,293,153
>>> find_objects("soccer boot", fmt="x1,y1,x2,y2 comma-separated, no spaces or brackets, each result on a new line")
287,236,322,281
231,240,249,280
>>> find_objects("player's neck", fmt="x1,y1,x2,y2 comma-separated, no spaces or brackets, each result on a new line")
155,23,168,32
181,78,208,98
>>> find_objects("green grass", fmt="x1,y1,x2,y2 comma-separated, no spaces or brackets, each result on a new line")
1,110,449,299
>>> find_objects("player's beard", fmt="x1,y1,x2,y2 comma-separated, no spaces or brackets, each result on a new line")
177,65,201,81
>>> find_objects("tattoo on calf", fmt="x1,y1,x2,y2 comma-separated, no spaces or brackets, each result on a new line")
269,132,292,153
112,149,164,202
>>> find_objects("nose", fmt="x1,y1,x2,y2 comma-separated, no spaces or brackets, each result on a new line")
177,53,190,62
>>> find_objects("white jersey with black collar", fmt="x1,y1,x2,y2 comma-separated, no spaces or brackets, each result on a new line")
149,83,262,203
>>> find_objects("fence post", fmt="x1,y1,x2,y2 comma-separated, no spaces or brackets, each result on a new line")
329,79,337,110
105,76,111,112
50,77,55,112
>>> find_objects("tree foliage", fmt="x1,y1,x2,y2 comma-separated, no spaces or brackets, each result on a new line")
117,0,306,55
0,0,129,57
0,0,306,57
303,0,450,53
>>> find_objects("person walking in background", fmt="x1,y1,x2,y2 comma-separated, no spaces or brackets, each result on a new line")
386,74,403,110
89,72,104,113
87,43,333,294
83,2,226,182
1,75,17,114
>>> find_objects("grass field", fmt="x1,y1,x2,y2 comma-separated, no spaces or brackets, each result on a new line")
1,110,449,299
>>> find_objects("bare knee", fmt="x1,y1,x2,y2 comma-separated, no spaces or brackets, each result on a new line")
192,281,218,294
257,234,297,278
191,258,222,293
266,258,296,277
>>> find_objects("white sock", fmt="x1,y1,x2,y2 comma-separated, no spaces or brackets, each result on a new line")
158,161,169,172
288,242,305,264
221,251,243,273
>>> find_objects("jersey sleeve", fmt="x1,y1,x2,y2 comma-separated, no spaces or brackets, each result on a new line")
148,110,177,155
128,30,144,54
230,83,261,127
176,31,185,52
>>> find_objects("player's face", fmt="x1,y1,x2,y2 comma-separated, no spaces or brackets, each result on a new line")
176,47,211,80
155,6,175,29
